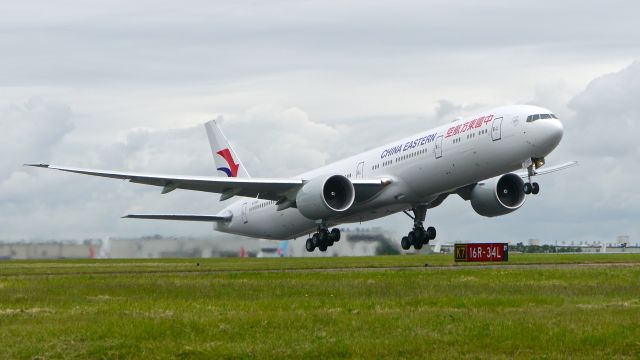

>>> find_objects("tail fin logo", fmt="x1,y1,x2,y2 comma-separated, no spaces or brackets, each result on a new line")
216,148,240,177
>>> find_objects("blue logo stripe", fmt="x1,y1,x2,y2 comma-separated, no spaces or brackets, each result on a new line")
217,167,233,177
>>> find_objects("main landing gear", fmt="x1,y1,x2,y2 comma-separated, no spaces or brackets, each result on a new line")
523,162,540,195
401,205,436,251
305,226,341,252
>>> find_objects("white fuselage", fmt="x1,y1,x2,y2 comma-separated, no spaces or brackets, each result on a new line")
215,105,564,240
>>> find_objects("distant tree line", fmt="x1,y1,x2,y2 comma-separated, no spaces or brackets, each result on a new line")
510,243,583,253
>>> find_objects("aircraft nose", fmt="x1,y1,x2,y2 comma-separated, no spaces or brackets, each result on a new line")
546,118,564,144
536,118,564,153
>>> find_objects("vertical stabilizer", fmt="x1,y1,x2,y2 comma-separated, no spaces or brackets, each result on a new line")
205,117,250,178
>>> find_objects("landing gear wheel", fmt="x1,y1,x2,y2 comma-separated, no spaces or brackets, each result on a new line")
330,228,341,242
401,236,411,250
401,205,435,250
319,243,328,252
426,226,436,240
320,230,329,243
523,182,532,195
305,238,315,252
531,182,540,195
312,233,320,247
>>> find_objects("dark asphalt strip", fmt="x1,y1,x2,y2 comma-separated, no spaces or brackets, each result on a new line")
0,262,638,278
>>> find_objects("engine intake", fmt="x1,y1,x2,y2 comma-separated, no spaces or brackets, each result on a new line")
296,175,355,220
470,173,526,217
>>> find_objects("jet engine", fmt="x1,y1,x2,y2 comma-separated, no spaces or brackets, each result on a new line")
470,173,526,217
296,175,355,220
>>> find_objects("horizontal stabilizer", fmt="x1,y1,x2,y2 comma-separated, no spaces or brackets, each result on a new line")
122,214,232,222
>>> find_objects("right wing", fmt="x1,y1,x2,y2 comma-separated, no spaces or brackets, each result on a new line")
515,161,578,178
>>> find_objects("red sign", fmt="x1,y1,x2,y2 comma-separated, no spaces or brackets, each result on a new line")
454,243,508,262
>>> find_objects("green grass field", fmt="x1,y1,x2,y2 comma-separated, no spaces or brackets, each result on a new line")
1,253,639,359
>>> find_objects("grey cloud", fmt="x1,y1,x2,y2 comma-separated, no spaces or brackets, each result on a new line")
4,60,640,243
1,2,639,244
0,98,73,180
1,1,638,88
512,61,640,242
222,105,341,177
567,61,640,158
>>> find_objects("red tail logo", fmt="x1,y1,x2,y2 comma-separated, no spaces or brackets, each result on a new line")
216,148,240,177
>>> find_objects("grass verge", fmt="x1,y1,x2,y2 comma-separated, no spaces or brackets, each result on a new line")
1,254,639,359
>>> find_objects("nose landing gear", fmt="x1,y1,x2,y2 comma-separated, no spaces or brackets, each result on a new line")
401,205,436,250
305,226,341,252
523,182,539,195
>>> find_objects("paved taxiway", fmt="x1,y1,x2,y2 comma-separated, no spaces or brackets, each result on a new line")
1,261,637,278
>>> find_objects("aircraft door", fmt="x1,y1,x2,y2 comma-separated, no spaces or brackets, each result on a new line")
241,202,248,224
434,135,443,159
356,161,364,179
491,117,503,141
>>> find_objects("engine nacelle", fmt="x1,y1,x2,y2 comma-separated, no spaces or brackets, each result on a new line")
470,173,526,217
296,175,355,220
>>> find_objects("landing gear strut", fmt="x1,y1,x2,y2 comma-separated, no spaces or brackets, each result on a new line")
523,162,540,195
305,225,341,252
401,205,436,250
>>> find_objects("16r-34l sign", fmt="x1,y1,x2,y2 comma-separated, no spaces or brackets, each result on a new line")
454,243,509,262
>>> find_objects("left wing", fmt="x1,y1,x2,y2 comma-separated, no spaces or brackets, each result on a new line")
25,164,386,203
122,214,232,222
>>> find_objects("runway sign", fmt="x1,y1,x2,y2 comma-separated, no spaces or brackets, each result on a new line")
454,243,509,262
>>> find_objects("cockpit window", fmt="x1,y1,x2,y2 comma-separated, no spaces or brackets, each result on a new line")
526,113,558,122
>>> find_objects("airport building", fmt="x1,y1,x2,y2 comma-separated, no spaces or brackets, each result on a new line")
1,232,636,259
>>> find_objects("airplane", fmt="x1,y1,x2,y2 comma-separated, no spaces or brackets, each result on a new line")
27,104,576,252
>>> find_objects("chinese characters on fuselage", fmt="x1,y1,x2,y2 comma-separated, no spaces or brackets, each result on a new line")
445,114,494,138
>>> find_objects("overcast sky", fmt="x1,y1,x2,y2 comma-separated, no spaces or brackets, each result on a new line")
1,1,639,245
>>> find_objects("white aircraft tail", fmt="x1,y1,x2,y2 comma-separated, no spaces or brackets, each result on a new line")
205,117,250,178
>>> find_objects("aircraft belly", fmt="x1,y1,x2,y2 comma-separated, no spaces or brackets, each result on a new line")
335,203,409,223
219,207,316,240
